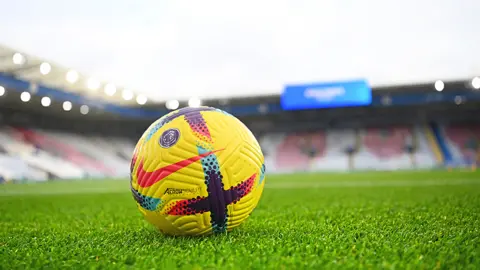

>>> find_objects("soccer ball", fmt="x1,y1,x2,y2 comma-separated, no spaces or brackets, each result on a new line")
130,106,266,236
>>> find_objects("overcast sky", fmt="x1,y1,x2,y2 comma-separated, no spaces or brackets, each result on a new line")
0,0,479,101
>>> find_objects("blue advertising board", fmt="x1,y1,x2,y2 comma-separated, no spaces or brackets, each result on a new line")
281,79,372,110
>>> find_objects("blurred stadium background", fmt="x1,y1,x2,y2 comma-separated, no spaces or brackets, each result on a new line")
0,42,479,183
0,1,479,184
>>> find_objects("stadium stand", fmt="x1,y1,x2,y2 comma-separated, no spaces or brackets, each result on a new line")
34,130,131,177
355,126,437,170
14,128,112,178
0,127,86,180
0,154,47,182
2,119,479,180
2,121,478,181
316,129,356,171
274,131,326,171
260,125,439,173
1,45,480,180
444,125,480,166
0,126,136,181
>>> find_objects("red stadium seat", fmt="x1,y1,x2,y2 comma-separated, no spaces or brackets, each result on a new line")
363,127,411,159
275,132,326,170
445,125,480,162
13,128,115,176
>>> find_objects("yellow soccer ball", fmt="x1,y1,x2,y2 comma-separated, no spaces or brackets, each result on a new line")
130,106,266,236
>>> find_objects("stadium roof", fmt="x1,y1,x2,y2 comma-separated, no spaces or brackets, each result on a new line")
0,0,478,104
0,45,143,106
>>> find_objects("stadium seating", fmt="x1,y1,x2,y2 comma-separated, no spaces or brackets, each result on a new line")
260,129,355,172
363,127,408,158
444,125,480,165
0,127,86,180
0,127,136,181
35,130,131,177
312,129,355,171
273,131,326,172
13,128,119,178
0,153,50,181
258,133,283,173
355,126,436,170
354,126,409,170
0,123,468,180
90,136,135,161
260,126,438,173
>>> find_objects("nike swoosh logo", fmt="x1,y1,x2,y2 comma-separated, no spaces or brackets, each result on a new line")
136,149,224,188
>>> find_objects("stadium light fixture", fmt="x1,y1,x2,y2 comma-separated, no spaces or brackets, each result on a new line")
66,70,79,83
63,101,72,111
40,62,51,75
122,89,134,101
0,86,5,96
80,105,89,115
87,78,101,90
188,97,201,107
104,83,117,96
136,95,147,105
41,97,51,107
434,80,444,91
20,91,31,102
12,53,26,65
472,77,480,90
166,100,179,110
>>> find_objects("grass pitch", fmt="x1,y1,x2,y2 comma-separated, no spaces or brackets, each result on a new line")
1,170,480,269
